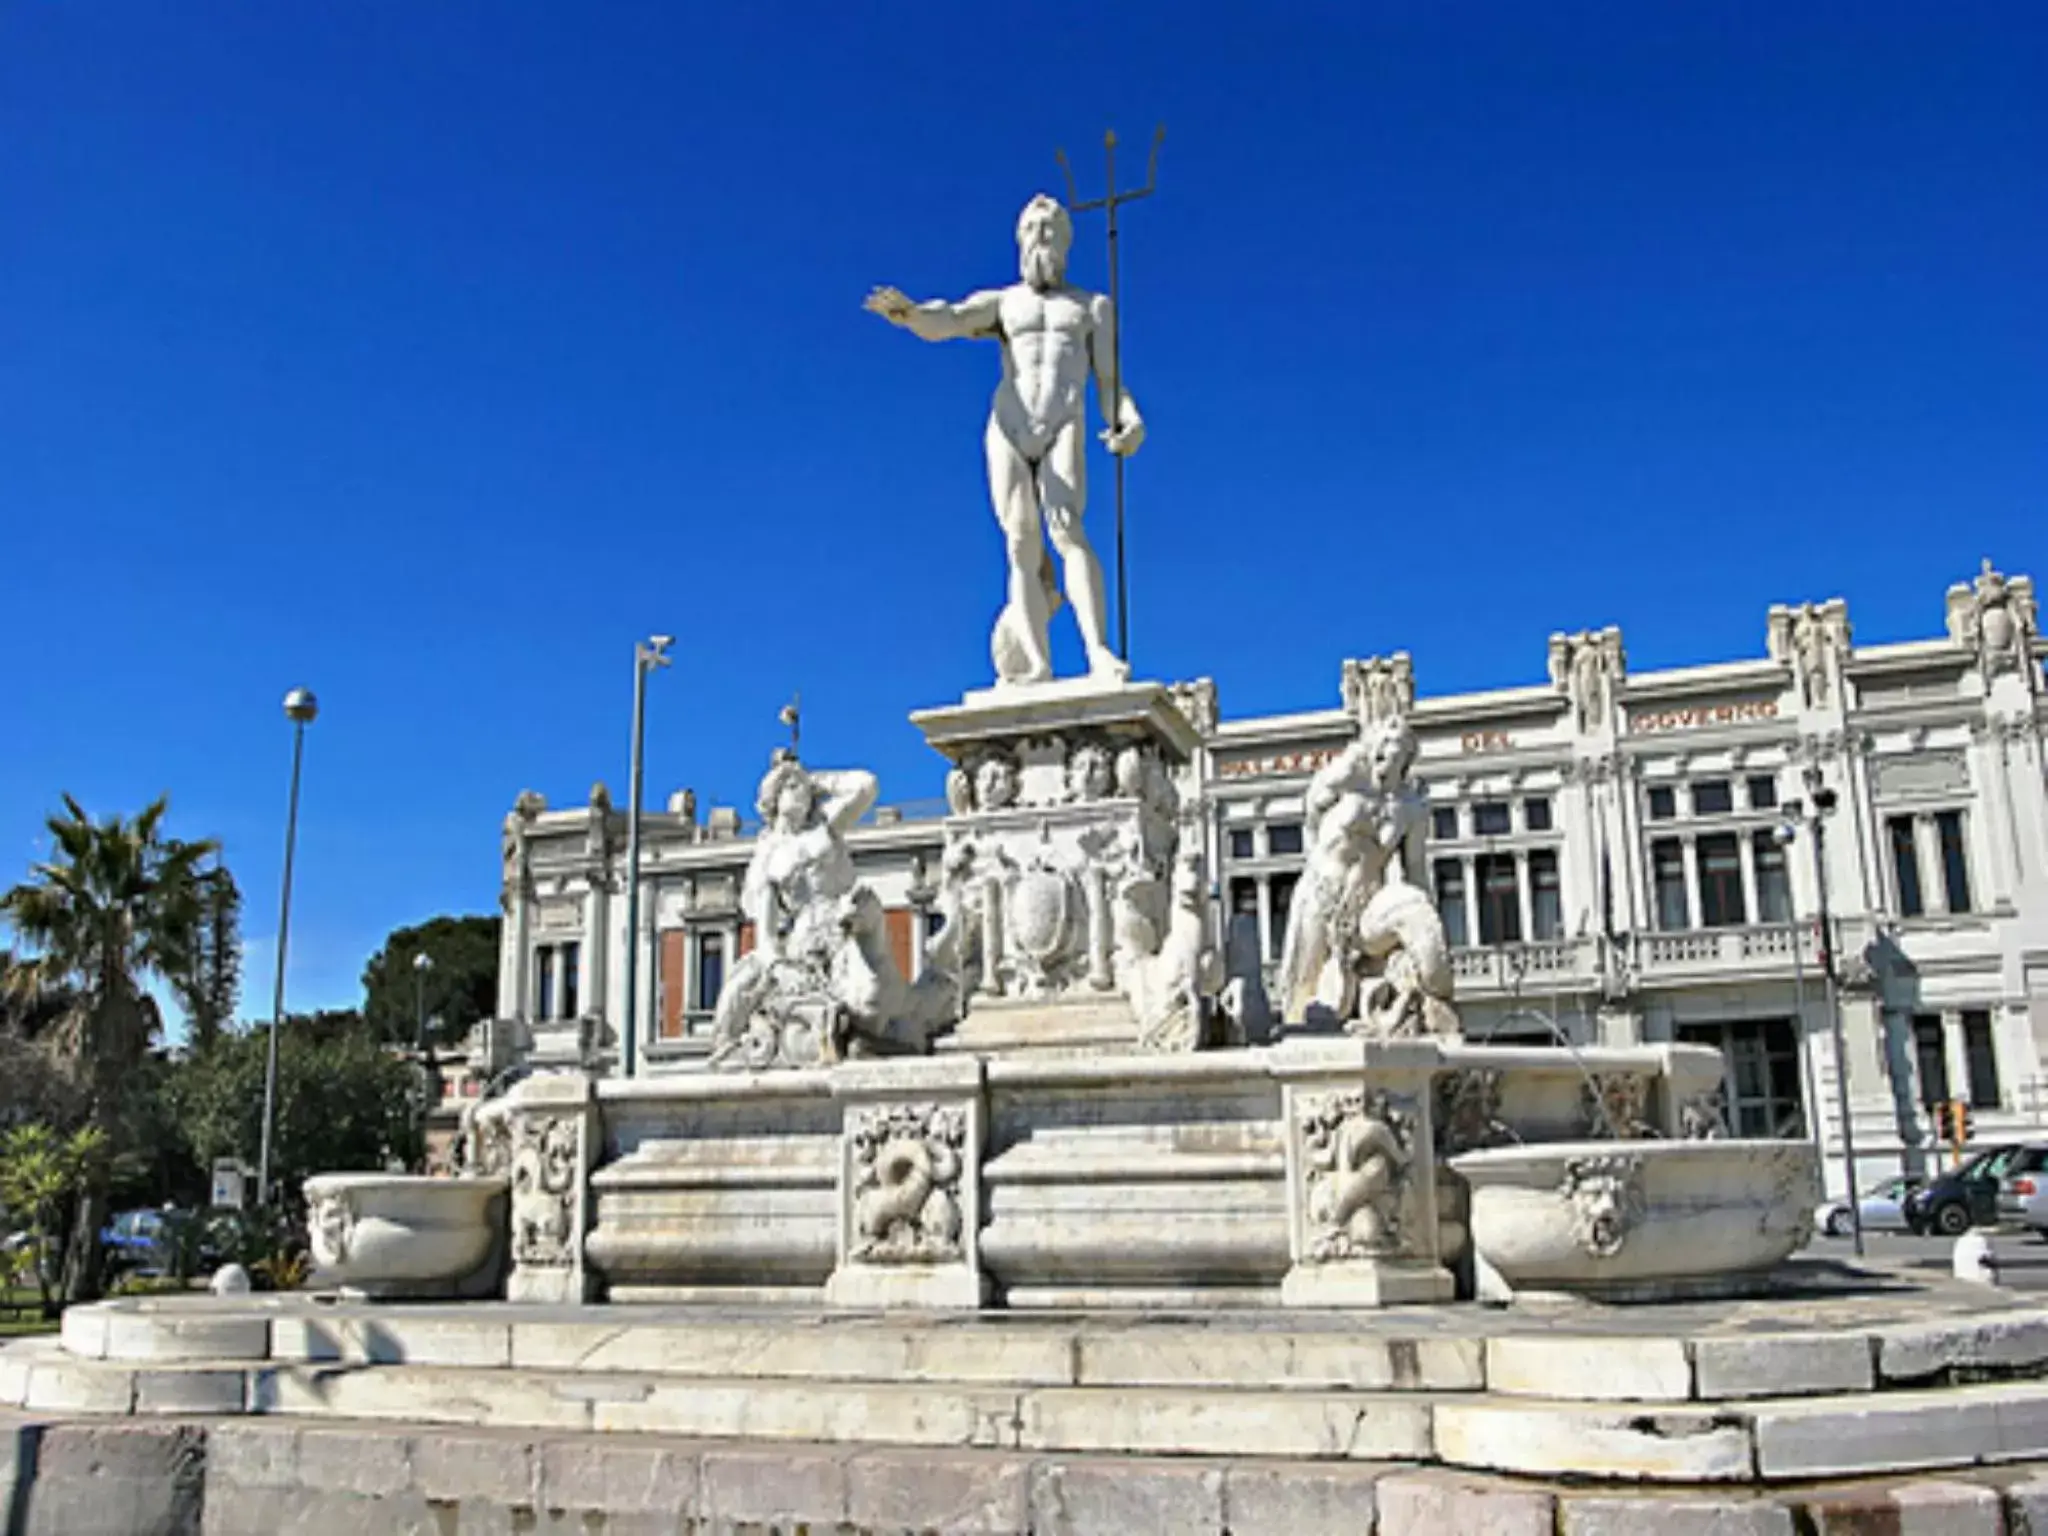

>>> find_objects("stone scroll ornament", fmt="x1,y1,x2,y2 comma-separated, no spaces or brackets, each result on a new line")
847,1103,968,1264
1298,1090,1416,1262
510,1115,580,1267
1561,1153,1647,1260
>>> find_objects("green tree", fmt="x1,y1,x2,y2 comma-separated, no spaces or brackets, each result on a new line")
171,862,242,1054
0,1123,110,1317
2,796,213,1301
164,1014,423,1201
360,915,501,1047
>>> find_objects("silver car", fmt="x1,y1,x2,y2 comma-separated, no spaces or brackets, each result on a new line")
1814,1174,1924,1238
1996,1146,2048,1234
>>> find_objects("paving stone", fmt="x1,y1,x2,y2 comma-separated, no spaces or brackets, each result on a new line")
1029,1456,1225,1536
1877,1313,2048,1382
700,1443,850,1525
1435,1399,1755,1482
202,1484,446,1536
23,1358,134,1413
1891,1479,2005,1535
1559,1491,1797,1535
205,1421,298,1490
253,1362,595,1430
134,1366,248,1415
1019,1386,1431,1460
274,1313,512,1368
1376,1468,1555,1536
1753,1384,2007,1479
1488,1335,1692,1401
845,1446,1031,1533
2006,1478,2048,1535
1692,1334,1874,1400
411,1426,539,1507
539,1436,699,1515
24,1422,206,1536
1220,1459,1392,1536
593,1376,1020,1447
293,1422,412,1495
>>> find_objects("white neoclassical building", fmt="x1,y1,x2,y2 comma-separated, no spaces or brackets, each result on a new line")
486,561,2048,1197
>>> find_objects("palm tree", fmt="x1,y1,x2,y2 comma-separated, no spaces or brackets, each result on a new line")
2,796,214,1300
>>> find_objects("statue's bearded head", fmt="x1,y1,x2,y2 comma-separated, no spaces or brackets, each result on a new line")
1364,718,1419,789
1016,195,1072,291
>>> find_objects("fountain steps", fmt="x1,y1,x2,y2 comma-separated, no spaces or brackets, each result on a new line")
17,1283,2048,1484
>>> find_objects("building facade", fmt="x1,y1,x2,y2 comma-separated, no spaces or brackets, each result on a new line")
491,562,2048,1196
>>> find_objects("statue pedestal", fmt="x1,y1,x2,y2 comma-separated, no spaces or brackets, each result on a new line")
909,678,1206,1058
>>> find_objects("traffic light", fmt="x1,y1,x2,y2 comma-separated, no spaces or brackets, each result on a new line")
1937,1099,1974,1152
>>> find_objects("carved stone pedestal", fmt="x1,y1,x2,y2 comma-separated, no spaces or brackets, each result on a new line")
910,678,1211,1055
1276,1040,1455,1309
495,1072,599,1304
824,1059,989,1310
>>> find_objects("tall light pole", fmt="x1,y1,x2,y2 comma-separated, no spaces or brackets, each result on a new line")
256,687,317,1209
1784,762,1862,1257
621,635,672,1079
412,952,436,1169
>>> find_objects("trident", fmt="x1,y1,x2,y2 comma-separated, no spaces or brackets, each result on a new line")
1057,123,1163,667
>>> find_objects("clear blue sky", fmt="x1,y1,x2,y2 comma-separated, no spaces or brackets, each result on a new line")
3,3,2043,1026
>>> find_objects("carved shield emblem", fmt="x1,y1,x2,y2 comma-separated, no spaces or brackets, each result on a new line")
1007,869,1074,961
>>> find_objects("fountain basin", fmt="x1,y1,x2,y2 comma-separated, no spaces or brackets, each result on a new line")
304,1173,508,1299
1450,1140,1819,1301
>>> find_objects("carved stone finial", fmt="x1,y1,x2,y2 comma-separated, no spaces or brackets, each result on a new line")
1341,654,1415,727
1947,559,2039,687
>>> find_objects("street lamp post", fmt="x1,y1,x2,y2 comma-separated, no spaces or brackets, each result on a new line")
1783,763,1863,1257
412,952,437,1170
256,687,317,1210
621,635,673,1079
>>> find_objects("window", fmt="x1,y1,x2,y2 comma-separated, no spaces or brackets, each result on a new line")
1523,797,1553,832
1229,877,1258,916
1529,850,1562,940
1692,780,1733,816
1678,1019,1806,1138
1963,1010,2000,1109
1697,834,1747,928
1434,859,1469,948
1473,802,1511,836
1912,1015,1950,1109
1651,839,1689,930
1747,775,1778,810
1888,816,1924,917
1431,806,1460,840
1267,822,1304,857
925,909,947,938
1647,785,1677,821
1753,830,1793,923
560,941,581,1020
1937,811,1972,914
1476,854,1521,945
1267,873,1299,960
694,932,726,1014
535,947,556,1021
1228,828,1254,861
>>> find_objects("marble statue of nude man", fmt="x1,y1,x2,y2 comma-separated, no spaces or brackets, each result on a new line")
866,194,1144,686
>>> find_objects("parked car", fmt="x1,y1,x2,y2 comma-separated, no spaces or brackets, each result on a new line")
1996,1146,2048,1235
100,1208,175,1275
1904,1143,2031,1236
1814,1174,1926,1238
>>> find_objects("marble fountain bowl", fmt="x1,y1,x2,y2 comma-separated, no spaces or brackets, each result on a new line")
1450,1139,1821,1301
303,1173,508,1299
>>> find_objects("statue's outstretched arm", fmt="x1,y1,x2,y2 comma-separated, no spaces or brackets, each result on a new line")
864,286,1003,343
811,769,881,836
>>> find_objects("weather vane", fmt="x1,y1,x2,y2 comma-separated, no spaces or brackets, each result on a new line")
1056,123,1163,664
